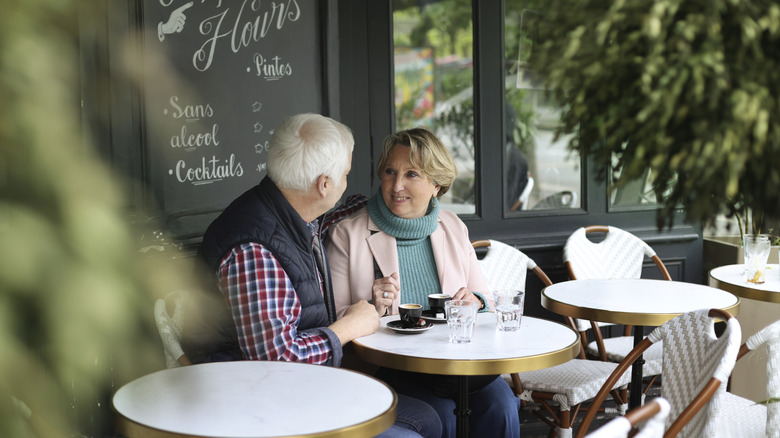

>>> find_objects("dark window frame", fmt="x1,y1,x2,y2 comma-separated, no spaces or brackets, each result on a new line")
339,0,703,285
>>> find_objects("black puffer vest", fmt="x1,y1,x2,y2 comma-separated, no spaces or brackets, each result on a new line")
182,176,335,363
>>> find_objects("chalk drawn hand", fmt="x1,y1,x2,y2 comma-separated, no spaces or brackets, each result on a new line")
158,1,193,42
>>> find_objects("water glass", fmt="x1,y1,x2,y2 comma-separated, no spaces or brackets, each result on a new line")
445,300,478,343
494,290,525,332
744,234,771,284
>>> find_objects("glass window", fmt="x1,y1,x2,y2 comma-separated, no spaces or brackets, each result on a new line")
609,168,661,208
392,0,475,214
504,2,581,213
608,151,671,209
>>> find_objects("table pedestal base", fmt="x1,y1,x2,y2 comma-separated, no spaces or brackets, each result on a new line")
455,376,471,438
629,328,646,409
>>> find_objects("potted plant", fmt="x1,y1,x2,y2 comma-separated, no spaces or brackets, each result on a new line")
528,0,780,405
1,2,195,436
701,208,779,275
528,0,780,231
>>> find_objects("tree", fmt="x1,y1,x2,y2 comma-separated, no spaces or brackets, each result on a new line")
531,0,780,229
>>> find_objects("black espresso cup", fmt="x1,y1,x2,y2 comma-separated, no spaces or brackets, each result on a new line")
398,303,423,328
428,293,452,319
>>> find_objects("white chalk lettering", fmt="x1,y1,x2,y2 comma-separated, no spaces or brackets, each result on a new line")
194,10,231,71
170,123,220,150
252,54,293,79
174,154,243,184
232,0,301,53
169,96,214,120
190,0,301,71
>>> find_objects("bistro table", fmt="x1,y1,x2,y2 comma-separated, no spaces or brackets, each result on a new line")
112,361,397,438
542,278,741,409
351,313,581,438
709,263,780,304
710,263,780,402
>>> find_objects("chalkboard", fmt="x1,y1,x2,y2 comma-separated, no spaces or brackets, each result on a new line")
140,0,325,240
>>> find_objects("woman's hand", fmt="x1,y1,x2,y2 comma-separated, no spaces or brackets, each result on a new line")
451,288,489,311
372,272,400,315
451,287,479,304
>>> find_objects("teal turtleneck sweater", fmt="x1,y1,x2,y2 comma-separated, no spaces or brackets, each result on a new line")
367,194,441,309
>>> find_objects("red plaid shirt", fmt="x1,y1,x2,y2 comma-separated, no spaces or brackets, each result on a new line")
217,194,367,364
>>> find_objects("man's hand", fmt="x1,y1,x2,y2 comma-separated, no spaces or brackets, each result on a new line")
330,300,380,345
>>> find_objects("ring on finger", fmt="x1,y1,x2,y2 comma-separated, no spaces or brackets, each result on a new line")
383,292,389,298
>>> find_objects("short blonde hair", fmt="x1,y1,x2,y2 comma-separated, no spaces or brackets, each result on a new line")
377,128,457,197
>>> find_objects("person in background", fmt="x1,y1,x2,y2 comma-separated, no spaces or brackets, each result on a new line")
505,103,531,211
182,113,442,438
326,127,520,438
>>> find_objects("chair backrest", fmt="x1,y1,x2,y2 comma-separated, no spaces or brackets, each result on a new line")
154,290,191,368
532,190,578,210
473,239,584,359
472,239,552,291
576,309,742,438
563,225,672,332
654,308,741,437
563,225,672,281
518,176,535,210
743,319,780,437
586,397,670,438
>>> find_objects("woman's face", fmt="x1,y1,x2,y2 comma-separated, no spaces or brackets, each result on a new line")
380,144,440,219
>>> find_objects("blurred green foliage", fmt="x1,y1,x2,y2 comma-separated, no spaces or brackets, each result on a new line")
0,1,193,436
531,0,780,229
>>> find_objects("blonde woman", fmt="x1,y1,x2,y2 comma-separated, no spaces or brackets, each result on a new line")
327,128,519,438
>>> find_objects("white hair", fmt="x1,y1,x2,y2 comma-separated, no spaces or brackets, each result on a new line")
266,113,354,191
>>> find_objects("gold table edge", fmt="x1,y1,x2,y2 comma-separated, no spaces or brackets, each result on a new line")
113,380,398,438
352,324,581,376
541,290,741,326
709,275,780,304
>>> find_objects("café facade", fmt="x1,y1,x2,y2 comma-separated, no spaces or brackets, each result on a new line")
13,1,769,437
86,0,702,304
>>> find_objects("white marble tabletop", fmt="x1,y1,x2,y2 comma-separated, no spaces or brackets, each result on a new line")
351,313,580,376
112,361,396,438
542,278,741,326
709,263,780,303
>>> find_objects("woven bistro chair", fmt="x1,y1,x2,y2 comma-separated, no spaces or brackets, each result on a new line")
575,308,742,438
563,225,671,394
585,397,670,438
720,319,780,437
473,239,630,438
154,290,191,368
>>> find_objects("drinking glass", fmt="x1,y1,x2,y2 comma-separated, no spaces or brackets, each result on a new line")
494,290,525,332
445,300,478,343
744,234,771,284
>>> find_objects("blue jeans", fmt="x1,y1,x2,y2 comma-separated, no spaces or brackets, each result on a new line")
391,374,520,438
377,393,443,438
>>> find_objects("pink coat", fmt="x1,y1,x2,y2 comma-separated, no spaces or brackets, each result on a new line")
325,206,491,318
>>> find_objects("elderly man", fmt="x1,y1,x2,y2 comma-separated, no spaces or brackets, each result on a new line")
182,113,441,438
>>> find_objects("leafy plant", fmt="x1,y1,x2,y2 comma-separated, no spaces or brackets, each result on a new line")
1,1,195,436
529,0,780,229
